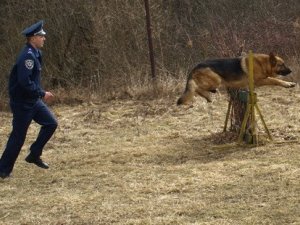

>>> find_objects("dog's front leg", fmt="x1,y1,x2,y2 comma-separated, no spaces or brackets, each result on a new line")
256,77,296,88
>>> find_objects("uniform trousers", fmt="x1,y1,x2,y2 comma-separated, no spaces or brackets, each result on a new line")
0,99,57,175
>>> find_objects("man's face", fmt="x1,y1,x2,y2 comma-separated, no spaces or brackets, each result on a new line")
31,35,46,48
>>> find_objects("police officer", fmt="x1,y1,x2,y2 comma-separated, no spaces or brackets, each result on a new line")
0,20,58,179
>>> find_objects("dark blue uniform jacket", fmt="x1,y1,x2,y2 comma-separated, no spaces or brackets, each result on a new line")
9,43,46,103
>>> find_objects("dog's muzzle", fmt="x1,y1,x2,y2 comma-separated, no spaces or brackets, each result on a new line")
278,68,292,76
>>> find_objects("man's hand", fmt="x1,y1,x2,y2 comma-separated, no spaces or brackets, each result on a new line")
43,91,54,103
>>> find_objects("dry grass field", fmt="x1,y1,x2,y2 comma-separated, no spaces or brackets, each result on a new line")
0,86,300,225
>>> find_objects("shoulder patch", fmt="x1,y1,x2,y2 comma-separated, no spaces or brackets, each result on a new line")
25,59,34,70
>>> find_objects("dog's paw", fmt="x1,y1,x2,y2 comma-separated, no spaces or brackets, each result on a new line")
284,81,296,88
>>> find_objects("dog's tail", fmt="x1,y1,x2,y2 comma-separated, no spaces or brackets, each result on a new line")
177,78,196,105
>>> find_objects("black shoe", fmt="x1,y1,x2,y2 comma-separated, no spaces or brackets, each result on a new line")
0,171,10,179
25,155,49,169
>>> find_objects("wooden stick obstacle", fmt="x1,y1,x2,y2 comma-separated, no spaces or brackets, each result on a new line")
237,51,272,144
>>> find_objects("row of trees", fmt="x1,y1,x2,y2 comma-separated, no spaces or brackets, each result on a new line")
0,0,299,103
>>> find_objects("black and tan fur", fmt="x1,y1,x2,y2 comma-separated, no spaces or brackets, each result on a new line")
177,53,295,105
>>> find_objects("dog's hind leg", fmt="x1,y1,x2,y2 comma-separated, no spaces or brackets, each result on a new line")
177,80,197,105
192,68,222,102
196,89,212,102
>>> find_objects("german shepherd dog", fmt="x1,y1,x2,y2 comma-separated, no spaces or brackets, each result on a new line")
177,53,295,105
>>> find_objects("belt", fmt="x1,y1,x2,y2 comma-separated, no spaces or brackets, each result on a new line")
10,97,40,104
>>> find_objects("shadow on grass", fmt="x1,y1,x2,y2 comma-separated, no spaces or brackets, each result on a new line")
143,131,264,166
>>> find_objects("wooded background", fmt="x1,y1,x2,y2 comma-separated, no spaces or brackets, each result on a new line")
0,0,299,102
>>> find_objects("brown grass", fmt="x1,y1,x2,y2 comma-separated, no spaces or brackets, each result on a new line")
1,85,300,225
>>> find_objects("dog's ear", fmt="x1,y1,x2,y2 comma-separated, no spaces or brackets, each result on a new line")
269,52,277,67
